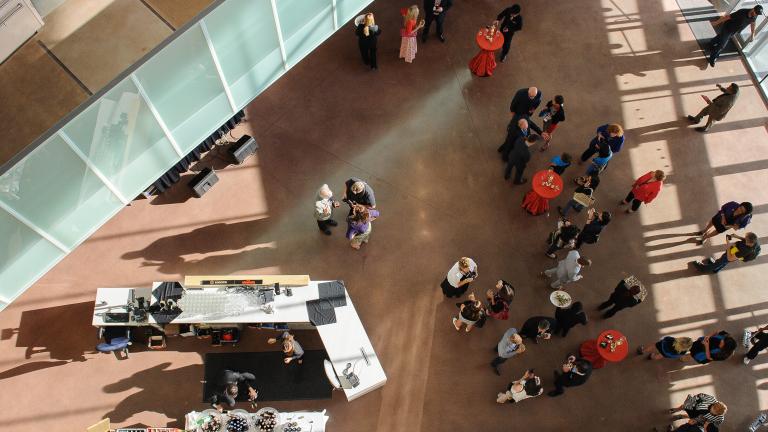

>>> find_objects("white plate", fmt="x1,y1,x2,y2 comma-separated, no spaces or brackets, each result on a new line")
549,290,572,308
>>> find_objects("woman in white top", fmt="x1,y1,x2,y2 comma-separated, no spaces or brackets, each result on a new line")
440,257,478,298
496,369,543,404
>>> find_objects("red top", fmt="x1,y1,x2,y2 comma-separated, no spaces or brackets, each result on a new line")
531,170,563,199
631,171,663,203
401,19,416,37
596,330,629,362
475,29,504,51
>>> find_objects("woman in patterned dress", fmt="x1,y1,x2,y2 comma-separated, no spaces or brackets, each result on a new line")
400,5,425,63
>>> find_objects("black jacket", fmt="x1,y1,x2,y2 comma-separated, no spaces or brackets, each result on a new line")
496,8,523,35
510,87,542,117
424,0,453,15
508,136,531,165
559,360,592,387
356,24,381,48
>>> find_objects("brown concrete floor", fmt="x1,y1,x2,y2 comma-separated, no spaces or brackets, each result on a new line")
0,0,212,168
1,0,768,431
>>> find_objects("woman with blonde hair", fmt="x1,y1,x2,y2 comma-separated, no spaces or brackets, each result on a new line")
355,13,381,70
637,336,693,360
399,5,425,63
440,257,478,298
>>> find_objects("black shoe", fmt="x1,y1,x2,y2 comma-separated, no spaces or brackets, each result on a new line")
695,126,709,133
513,178,528,185
327,219,338,227
708,58,715,67
439,35,446,43
322,229,332,236
491,364,500,376
547,390,563,397
499,55,506,63
686,115,700,124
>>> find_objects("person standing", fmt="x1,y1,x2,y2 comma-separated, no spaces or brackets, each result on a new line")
579,123,624,163
399,5,425,63
573,208,611,249
545,217,580,259
558,174,599,218
519,316,557,343
696,201,752,245
504,134,541,184
314,184,341,235
537,95,566,151
708,5,763,67
486,280,515,320
637,336,693,361
687,83,740,132
495,4,522,62
421,0,453,43
548,152,572,175
540,250,591,289
555,301,588,337
267,331,304,365
583,144,612,176
343,177,376,211
346,204,379,250
548,355,592,397
620,170,665,214
498,118,540,162
496,369,543,404
452,292,485,332
744,325,768,365
440,257,478,298
355,14,381,70
210,369,259,412
509,87,543,122
669,394,727,431
597,275,647,319
695,232,760,273
491,327,526,375
687,331,737,364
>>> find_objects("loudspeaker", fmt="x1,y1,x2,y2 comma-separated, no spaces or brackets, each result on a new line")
188,167,218,198
228,134,258,164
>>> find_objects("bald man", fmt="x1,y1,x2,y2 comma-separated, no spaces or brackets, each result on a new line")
510,87,542,119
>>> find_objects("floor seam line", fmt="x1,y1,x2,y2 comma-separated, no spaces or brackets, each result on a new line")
36,40,92,96
138,0,176,31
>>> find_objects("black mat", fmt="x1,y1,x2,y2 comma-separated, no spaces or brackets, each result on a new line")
676,0,739,59
203,351,332,402
318,280,347,307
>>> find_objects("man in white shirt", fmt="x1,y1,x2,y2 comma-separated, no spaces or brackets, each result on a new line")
541,250,591,288
314,184,340,235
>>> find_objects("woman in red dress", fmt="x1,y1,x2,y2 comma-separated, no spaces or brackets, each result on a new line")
621,170,665,214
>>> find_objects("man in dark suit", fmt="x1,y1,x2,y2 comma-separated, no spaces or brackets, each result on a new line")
497,118,541,162
422,0,453,43
496,4,523,62
504,134,540,184
510,86,542,118
548,356,592,397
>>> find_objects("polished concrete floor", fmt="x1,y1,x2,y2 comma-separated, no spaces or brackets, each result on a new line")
1,0,768,431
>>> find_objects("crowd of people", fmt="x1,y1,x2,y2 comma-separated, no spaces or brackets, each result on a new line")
341,3,766,431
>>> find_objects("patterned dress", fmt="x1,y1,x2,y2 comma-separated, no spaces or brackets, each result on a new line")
399,19,418,63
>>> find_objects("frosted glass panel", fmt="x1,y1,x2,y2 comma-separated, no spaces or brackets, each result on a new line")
63,78,179,197
336,0,372,24
277,0,335,66
0,210,64,301
0,135,123,248
204,0,284,108
134,26,233,153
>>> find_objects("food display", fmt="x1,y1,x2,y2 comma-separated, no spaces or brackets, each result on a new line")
255,408,279,432
226,415,249,432
549,290,572,308
200,415,222,432
282,422,301,432
541,172,561,191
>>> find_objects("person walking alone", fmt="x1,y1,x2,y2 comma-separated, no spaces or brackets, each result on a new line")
686,83,740,132
491,327,526,375
495,4,522,63
422,0,453,43
620,170,665,214
708,5,762,67
540,250,591,289
596,275,647,319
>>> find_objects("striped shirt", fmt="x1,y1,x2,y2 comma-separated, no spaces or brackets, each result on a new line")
684,393,724,426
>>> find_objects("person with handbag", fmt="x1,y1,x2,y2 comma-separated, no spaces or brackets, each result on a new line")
491,327,526,375
558,174,598,217
486,280,514,320
573,208,611,249
545,218,580,259
452,292,485,332
496,369,543,404
621,169,665,213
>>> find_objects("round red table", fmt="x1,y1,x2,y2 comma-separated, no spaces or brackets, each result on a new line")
521,170,563,216
579,329,629,369
469,28,504,77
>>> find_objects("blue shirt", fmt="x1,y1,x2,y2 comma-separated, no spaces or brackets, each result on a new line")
596,124,625,153
497,328,521,358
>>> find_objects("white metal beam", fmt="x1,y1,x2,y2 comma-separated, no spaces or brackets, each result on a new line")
130,74,186,158
269,0,289,70
200,21,238,113
59,131,130,205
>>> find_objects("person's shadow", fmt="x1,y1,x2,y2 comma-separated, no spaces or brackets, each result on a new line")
103,362,203,426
